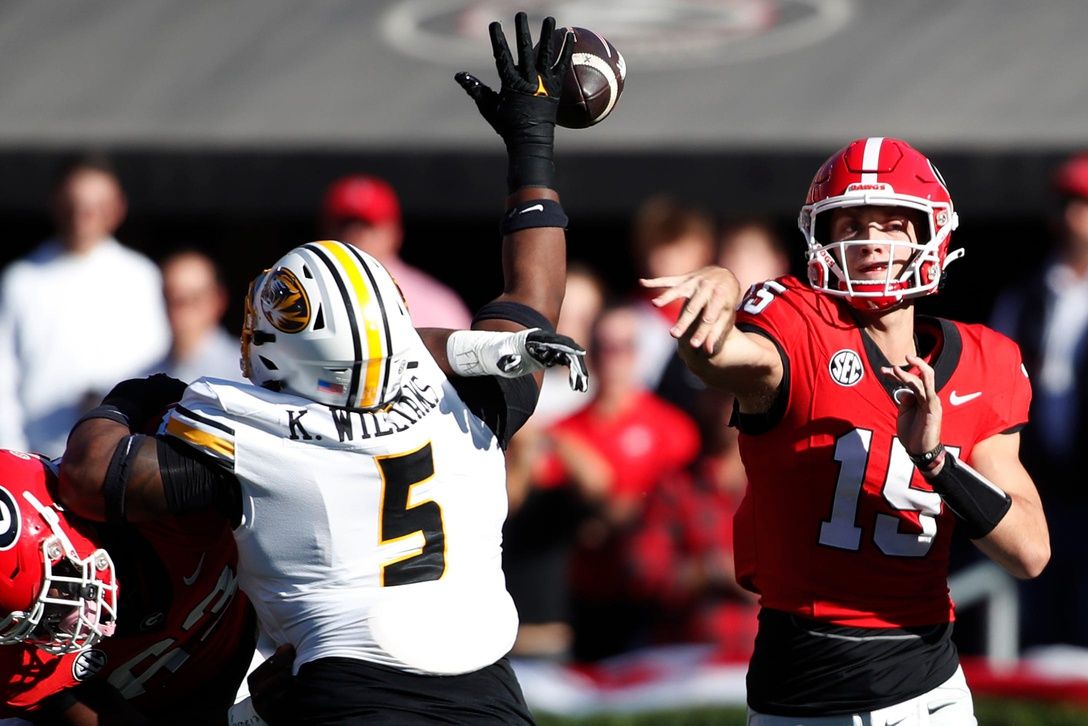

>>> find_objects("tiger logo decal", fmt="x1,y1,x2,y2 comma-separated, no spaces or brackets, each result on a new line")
261,267,311,334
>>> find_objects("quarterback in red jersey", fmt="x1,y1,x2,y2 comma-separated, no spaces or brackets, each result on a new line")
0,448,253,724
643,137,1049,724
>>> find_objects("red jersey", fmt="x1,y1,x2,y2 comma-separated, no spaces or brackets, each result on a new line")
732,276,1030,628
0,511,251,717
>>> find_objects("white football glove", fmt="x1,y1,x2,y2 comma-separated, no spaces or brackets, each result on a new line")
447,328,589,392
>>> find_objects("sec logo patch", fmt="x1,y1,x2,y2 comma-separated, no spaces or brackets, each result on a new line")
829,349,864,386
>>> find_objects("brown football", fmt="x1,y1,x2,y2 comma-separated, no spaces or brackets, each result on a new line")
553,27,626,129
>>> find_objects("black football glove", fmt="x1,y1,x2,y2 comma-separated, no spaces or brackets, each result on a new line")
101,374,188,434
525,330,589,392
455,12,574,192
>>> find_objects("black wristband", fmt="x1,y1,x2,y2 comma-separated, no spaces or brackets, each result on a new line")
500,199,568,236
928,452,1012,540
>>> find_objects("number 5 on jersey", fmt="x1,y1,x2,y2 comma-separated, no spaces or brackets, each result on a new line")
376,443,446,586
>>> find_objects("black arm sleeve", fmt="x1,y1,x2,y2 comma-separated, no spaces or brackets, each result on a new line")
156,436,243,527
448,375,540,449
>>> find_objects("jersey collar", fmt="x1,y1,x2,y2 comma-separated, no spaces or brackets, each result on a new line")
859,316,962,404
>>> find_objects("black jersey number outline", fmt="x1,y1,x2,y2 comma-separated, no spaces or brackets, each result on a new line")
376,442,446,586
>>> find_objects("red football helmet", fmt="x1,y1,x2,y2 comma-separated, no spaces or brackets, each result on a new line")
799,137,962,310
0,449,117,654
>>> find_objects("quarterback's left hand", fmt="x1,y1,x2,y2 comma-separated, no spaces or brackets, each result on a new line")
882,355,942,457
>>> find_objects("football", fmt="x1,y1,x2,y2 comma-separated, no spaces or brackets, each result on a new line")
553,27,626,129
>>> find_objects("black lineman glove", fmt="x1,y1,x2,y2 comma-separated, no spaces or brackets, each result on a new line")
525,330,589,392
101,374,188,434
455,12,574,192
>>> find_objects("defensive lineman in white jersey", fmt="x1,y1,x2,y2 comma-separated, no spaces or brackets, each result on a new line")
164,249,529,675
60,12,586,724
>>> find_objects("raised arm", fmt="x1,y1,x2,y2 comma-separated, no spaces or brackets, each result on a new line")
455,12,572,332
424,13,586,393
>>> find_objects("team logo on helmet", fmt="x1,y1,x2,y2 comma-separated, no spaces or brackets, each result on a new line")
261,267,311,334
0,486,20,551
828,349,864,386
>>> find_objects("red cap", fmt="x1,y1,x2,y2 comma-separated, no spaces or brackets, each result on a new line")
1054,154,1088,200
322,175,401,225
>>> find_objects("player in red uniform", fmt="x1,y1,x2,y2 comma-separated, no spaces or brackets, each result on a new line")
0,446,254,724
642,137,1049,724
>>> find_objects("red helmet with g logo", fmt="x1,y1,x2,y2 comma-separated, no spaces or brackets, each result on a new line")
799,137,962,311
0,449,117,654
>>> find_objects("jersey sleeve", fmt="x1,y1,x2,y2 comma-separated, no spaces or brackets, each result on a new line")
980,332,1032,439
732,277,812,434
734,278,810,347
161,379,237,469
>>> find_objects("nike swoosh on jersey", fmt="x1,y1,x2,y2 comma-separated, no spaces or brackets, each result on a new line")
948,390,982,406
182,553,206,586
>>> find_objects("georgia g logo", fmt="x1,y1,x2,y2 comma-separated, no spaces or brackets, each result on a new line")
261,267,311,334
0,486,20,551
829,349,864,387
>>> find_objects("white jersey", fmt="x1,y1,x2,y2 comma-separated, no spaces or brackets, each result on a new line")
162,340,517,676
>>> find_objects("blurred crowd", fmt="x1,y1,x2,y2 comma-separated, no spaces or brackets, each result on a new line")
3,150,1088,666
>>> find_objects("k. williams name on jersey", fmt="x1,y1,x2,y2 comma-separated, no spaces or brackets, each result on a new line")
286,375,440,443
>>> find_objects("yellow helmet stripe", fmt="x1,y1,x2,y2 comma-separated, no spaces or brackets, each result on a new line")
316,241,386,408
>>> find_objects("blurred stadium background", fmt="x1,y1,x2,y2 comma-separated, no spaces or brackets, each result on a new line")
2,1,1088,722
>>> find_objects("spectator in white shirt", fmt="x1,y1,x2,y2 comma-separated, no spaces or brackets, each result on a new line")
143,250,244,384
0,155,168,456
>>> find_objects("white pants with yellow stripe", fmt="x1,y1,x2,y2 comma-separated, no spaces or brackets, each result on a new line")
747,666,976,726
